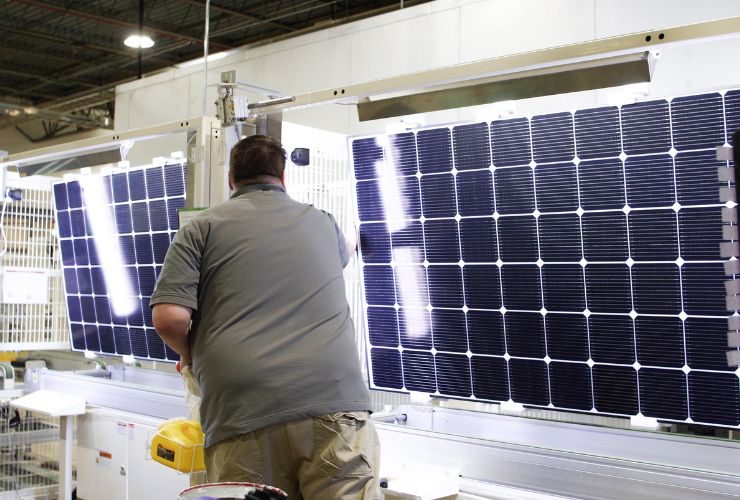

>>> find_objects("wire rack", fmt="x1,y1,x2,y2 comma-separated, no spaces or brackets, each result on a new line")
284,149,411,411
0,173,68,352
0,401,60,499
284,148,364,335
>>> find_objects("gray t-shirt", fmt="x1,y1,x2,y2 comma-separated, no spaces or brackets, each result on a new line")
151,183,371,447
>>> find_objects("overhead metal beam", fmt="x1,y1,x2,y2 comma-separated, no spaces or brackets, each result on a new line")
2,67,55,84
180,0,295,33
0,84,59,101
0,102,105,128
14,121,79,143
0,87,116,130
136,0,323,49
1,66,100,90
45,93,117,113
206,0,340,40
13,125,35,143
252,0,429,47
357,52,653,121
0,23,181,63
247,14,740,117
22,39,192,94
0,43,99,67
0,115,221,209
13,0,234,51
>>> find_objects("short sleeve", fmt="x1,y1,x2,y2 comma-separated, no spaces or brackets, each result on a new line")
150,220,205,310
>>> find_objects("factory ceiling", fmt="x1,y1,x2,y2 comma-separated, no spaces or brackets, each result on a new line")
0,0,430,142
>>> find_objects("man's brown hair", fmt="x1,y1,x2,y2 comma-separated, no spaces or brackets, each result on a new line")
229,135,286,185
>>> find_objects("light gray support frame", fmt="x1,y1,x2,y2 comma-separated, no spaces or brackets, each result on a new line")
28,368,187,420
378,406,740,499
0,116,223,209
357,51,654,121
25,370,740,499
248,15,740,119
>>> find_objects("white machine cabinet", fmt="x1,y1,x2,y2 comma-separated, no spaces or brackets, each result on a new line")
77,408,188,500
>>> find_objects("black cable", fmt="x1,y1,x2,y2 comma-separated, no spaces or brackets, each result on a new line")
137,0,144,79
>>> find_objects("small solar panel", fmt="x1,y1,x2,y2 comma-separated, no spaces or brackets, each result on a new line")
354,88,740,428
53,163,186,362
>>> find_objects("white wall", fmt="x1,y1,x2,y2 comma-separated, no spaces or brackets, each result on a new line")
114,0,740,140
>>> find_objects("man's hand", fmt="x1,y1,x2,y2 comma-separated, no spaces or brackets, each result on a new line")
175,355,193,373
344,225,358,255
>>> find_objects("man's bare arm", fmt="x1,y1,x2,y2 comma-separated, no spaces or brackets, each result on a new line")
152,303,193,366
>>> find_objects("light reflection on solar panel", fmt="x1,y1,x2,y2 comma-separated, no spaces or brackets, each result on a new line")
80,175,137,316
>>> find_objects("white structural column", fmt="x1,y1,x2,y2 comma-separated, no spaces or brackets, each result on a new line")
59,415,75,500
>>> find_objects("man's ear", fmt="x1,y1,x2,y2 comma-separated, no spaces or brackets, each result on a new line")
281,170,286,189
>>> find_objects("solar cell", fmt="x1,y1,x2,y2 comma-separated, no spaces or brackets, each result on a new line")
549,361,593,410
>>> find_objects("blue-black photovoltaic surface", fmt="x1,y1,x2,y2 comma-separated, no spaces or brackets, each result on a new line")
53,163,186,362
354,88,740,428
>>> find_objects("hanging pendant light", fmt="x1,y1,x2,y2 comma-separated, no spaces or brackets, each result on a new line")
123,34,154,49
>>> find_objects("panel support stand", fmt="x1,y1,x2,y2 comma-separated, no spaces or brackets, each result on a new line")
59,415,74,500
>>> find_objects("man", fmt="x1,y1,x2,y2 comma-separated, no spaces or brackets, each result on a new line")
151,135,378,499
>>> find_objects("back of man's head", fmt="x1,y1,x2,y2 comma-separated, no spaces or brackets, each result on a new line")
229,135,286,186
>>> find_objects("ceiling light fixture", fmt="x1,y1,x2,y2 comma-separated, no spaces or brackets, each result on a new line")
123,34,155,49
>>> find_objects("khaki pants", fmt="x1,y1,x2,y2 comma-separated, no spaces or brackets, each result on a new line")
204,411,380,499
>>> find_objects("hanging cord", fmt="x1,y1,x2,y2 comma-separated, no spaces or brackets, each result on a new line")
137,0,144,79
0,187,10,259
0,165,22,260
202,0,211,116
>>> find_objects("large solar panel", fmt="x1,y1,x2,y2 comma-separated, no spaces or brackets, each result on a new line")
53,163,187,362
354,89,740,427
